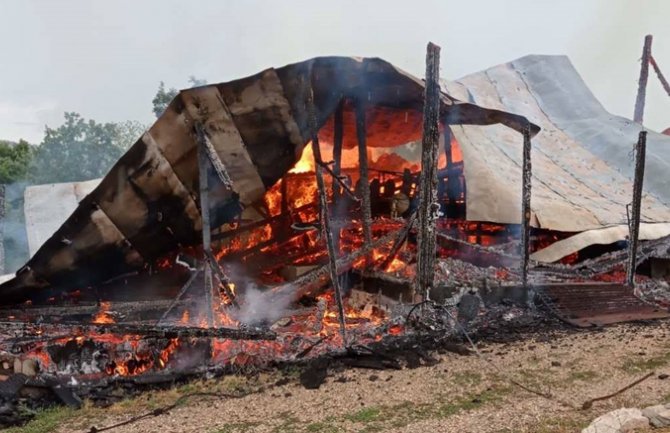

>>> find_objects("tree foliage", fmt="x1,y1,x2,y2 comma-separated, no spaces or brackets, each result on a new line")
0,140,33,184
151,77,208,118
29,112,145,184
151,81,178,118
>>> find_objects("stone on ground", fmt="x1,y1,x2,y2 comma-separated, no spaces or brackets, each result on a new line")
642,404,670,427
581,408,650,433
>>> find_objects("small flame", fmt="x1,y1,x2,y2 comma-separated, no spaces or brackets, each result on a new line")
92,301,115,324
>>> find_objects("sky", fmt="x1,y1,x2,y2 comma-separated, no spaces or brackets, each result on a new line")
0,0,669,143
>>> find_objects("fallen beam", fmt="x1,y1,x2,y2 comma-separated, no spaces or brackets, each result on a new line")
271,228,402,301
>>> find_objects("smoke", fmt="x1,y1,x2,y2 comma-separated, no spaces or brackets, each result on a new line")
221,263,295,326
2,181,30,274
233,284,294,326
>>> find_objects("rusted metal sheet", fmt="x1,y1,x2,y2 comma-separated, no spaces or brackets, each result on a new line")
0,56,535,304
541,283,670,327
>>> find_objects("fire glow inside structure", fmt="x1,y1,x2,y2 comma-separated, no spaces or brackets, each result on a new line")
0,51,669,394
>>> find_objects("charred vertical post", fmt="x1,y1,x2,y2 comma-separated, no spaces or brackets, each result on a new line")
634,35,653,124
443,126,453,169
355,100,373,250
332,100,344,252
520,123,532,289
196,126,216,327
195,123,237,320
416,42,441,301
304,77,348,345
333,100,344,202
626,130,647,287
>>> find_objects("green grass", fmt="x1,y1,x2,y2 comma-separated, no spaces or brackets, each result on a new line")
568,370,599,382
451,370,483,386
343,407,383,423
4,406,76,433
621,351,670,374
213,422,261,433
305,421,341,433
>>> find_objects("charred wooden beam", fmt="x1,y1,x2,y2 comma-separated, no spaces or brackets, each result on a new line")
329,102,345,252
634,35,653,124
355,99,373,250
195,123,234,190
196,127,217,327
379,211,417,271
626,130,647,287
316,160,359,202
6,322,277,343
196,123,237,312
650,55,670,98
443,126,453,169
520,123,532,288
416,42,441,301
272,228,402,302
305,77,348,344
157,267,201,325
332,100,344,205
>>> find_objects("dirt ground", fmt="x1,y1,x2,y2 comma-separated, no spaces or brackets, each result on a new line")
16,320,670,433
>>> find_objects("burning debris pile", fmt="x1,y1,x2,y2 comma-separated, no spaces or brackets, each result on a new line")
1,48,670,428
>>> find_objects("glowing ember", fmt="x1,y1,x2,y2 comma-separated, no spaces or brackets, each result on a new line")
92,301,115,324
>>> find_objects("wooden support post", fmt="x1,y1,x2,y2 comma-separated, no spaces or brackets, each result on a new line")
333,100,344,252
304,77,348,345
634,35,653,124
416,42,441,302
443,126,453,169
520,124,532,289
195,123,237,321
333,100,344,202
650,56,670,98
197,138,217,328
355,100,373,249
626,131,647,287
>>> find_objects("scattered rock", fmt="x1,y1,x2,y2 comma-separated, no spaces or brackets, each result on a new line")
21,360,38,377
642,404,670,428
368,375,379,382
658,373,669,380
274,377,291,387
551,361,561,367
582,408,650,433
300,361,328,390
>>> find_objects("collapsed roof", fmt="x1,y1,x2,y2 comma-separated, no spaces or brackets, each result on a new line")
0,56,534,304
444,55,670,262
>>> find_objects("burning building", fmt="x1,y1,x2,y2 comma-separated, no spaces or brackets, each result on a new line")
0,52,668,414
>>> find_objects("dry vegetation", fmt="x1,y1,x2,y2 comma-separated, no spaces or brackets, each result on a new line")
8,320,670,433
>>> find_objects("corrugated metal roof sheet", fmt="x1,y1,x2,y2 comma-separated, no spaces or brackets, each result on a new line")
0,56,534,303
443,55,670,261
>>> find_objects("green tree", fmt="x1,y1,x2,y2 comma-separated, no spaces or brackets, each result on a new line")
29,112,145,184
0,139,33,184
152,77,208,118
152,81,178,118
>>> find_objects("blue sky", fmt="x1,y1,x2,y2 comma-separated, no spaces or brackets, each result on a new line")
1,0,669,143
